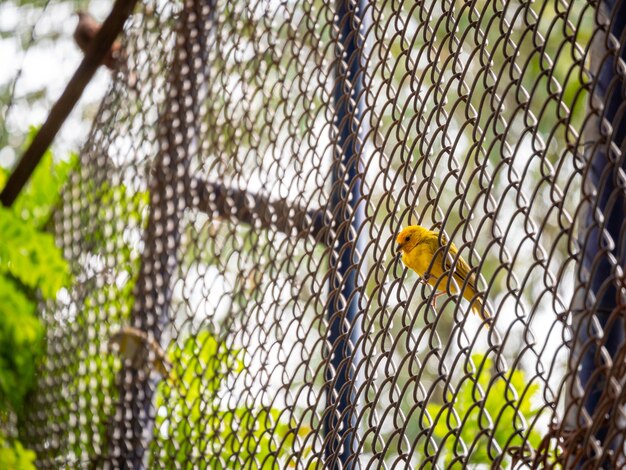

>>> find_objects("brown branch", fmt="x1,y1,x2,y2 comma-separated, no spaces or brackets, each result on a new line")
0,0,138,207
189,177,331,242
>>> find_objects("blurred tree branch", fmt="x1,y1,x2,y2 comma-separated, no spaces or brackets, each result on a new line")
189,177,330,242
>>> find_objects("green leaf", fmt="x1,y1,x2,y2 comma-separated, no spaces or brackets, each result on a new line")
424,353,546,466
0,206,70,299
151,331,316,468
0,276,43,411
12,155,78,229
0,435,37,470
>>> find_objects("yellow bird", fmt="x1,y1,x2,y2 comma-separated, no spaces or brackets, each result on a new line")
396,225,491,326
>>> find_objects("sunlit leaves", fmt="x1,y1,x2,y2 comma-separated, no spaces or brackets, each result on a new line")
12,149,78,229
0,139,73,467
152,330,315,469
426,354,543,466
0,206,70,299
0,276,42,412
0,437,37,470
0,149,71,411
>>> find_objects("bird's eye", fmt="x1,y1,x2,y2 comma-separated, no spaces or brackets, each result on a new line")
405,236,410,241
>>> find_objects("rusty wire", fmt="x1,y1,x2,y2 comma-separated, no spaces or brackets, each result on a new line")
3,0,625,468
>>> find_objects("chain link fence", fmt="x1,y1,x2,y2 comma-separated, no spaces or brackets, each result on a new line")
2,0,626,467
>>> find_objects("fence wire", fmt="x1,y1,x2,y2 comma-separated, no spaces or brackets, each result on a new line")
5,0,626,467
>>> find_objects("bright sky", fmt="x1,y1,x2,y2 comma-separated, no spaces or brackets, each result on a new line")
0,0,113,166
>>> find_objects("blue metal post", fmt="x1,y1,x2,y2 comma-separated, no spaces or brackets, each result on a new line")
570,0,626,465
324,0,367,468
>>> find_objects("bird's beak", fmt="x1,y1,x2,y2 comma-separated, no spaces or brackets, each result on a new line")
396,242,404,253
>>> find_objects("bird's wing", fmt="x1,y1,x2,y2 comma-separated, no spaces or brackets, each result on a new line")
443,242,477,290
439,239,490,323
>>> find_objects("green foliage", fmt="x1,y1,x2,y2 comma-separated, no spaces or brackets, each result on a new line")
11,144,78,229
152,330,315,469
425,354,543,466
82,181,149,253
0,158,72,411
0,206,69,300
0,136,74,468
0,437,37,470
57,178,147,464
0,273,43,412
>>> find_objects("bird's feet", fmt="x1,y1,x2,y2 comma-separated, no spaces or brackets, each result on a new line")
430,291,445,308
420,276,443,308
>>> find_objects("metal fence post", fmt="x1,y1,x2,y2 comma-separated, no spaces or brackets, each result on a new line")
324,0,367,468
106,2,210,467
567,0,626,465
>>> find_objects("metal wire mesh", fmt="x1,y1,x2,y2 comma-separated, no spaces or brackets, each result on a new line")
6,0,626,467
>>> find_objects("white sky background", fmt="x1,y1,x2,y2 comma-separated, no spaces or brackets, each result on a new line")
0,0,113,167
